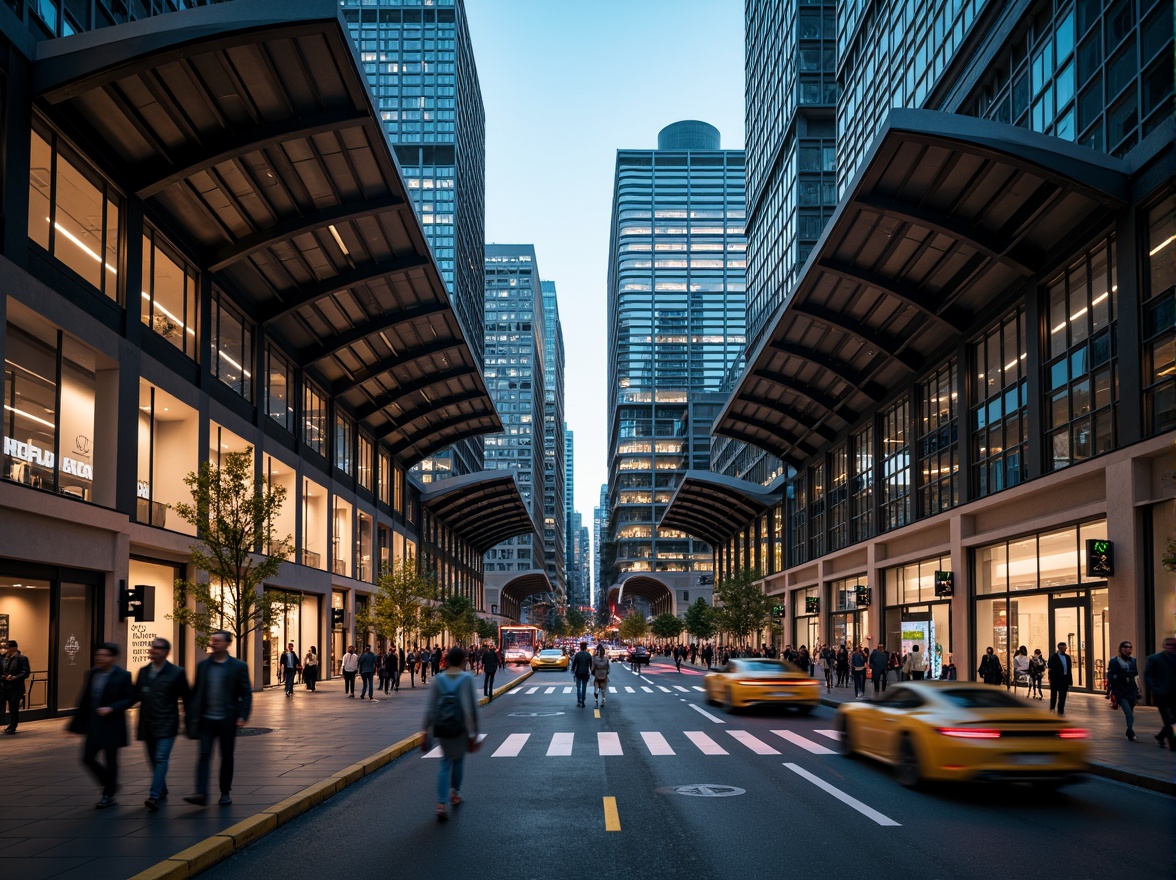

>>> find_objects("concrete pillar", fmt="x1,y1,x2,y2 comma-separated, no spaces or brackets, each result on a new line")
950,513,972,679
1105,457,1143,657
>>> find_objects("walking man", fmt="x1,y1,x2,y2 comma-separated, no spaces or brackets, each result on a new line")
341,645,359,697
135,637,190,810
869,642,889,695
1048,641,1073,716
570,641,593,708
358,644,377,700
1,639,32,734
68,642,135,808
280,642,299,697
1144,636,1176,750
850,646,867,699
419,646,430,685
1106,640,1140,742
185,630,252,807
381,647,398,694
482,643,499,699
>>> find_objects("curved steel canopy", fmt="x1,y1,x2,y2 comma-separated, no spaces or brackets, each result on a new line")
34,0,500,469
421,471,537,555
610,575,675,617
659,471,782,549
715,109,1130,466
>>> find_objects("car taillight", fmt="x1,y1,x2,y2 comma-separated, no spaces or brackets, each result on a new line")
795,680,819,687
936,727,1002,739
1058,728,1089,739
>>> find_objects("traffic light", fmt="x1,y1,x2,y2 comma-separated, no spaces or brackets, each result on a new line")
855,585,872,607
331,607,345,629
1085,539,1114,577
771,604,786,620
934,571,954,597
805,596,819,614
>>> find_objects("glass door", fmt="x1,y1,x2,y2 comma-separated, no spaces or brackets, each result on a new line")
1049,596,1088,690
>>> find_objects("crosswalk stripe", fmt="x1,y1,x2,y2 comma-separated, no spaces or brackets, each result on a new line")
640,732,675,755
547,732,574,756
563,686,573,694
684,731,728,755
493,733,530,757
509,687,523,695
640,686,654,693
656,686,672,693
598,732,623,756
609,687,617,693
673,686,690,692
692,686,705,692
423,734,485,759
727,730,780,755
625,686,635,693
544,687,556,694
525,687,538,694
772,729,835,755
815,729,842,742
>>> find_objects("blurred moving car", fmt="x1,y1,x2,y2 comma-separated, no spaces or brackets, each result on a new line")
530,649,570,671
605,645,627,662
627,646,651,668
704,658,819,713
836,682,1089,788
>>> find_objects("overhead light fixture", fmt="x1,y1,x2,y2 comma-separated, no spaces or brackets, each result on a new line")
328,224,350,256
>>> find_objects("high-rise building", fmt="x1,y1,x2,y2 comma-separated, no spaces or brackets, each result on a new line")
605,121,746,589
564,427,578,603
540,281,567,600
593,483,607,608
482,245,550,589
342,0,486,482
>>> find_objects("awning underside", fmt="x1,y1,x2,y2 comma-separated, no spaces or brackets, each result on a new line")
422,471,536,555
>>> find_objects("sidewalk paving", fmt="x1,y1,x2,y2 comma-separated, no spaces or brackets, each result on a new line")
0,665,533,880
816,678,1175,795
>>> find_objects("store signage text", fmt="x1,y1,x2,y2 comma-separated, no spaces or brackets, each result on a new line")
4,437,93,480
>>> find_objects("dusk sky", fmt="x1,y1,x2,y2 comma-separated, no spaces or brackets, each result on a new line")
464,0,745,552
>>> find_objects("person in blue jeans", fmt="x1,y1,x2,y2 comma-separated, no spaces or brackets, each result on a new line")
358,645,377,700
570,642,594,708
134,638,189,811
422,647,479,821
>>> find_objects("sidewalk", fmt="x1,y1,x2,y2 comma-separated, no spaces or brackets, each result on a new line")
817,679,1175,795
0,664,532,880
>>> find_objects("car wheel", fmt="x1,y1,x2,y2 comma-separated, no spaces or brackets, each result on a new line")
895,735,923,789
723,687,738,714
793,704,814,716
838,717,855,758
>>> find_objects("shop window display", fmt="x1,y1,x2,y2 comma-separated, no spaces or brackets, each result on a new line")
263,454,297,560
301,477,327,570
136,382,198,534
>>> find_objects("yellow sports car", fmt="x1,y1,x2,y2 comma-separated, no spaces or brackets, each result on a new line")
704,658,819,713
530,648,570,671
836,681,1089,788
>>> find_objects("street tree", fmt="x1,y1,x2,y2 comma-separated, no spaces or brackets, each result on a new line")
418,601,443,645
171,449,294,659
618,612,649,642
549,614,569,639
439,594,478,646
475,617,499,642
713,568,770,645
651,612,684,641
684,597,717,642
356,557,431,647
565,607,588,636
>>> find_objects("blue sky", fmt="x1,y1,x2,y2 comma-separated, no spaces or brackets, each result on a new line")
464,0,745,540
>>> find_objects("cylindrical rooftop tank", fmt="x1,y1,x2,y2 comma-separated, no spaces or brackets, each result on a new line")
657,120,720,151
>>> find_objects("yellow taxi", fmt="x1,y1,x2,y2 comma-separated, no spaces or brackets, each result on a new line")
530,648,569,671
704,658,819,713
836,681,1089,788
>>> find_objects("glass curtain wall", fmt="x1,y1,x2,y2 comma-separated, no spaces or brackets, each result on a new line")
883,554,952,679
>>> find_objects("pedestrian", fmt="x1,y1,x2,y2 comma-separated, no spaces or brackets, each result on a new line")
0,639,32,734
702,643,714,669
689,643,698,665
592,644,611,707
797,645,812,676
1106,640,1141,742
341,645,359,697
1047,641,1073,716
381,647,398,694
406,647,417,687
1012,645,1031,693
482,643,499,699
134,637,190,811
280,641,299,697
1028,648,1046,698
432,646,442,678
904,644,928,681
850,645,867,699
869,642,889,696
68,642,135,809
836,645,849,688
358,644,377,700
420,646,431,684
397,645,407,690
184,630,252,807
1143,636,1176,751
571,641,593,707
303,646,319,691
978,646,1003,686
673,645,683,672
422,646,479,822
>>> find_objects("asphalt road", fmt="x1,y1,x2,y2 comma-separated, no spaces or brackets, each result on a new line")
206,659,1175,880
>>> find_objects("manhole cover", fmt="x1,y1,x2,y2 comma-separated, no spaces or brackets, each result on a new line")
236,727,274,737
659,784,745,798
508,711,566,717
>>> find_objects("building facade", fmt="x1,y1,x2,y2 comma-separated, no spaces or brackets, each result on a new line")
540,281,567,600
342,0,487,482
564,427,579,605
593,482,606,609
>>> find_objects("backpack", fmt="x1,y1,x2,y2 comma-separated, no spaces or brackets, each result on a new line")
433,675,465,739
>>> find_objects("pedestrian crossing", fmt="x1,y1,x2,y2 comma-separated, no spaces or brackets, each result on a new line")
422,728,836,759
507,684,709,696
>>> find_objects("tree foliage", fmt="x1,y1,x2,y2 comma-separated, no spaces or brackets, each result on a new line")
651,612,684,640
439,594,479,646
565,608,588,636
713,568,770,644
549,614,569,639
171,449,293,659
475,617,499,642
618,612,649,641
356,557,434,647
684,597,717,641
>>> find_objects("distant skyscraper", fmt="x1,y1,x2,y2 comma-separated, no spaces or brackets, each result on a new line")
343,0,486,481
605,121,746,578
541,280,567,599
564,427,577,603
593,483,607,607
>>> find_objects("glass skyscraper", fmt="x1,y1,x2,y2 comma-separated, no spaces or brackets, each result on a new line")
605,121,747,579
540,280,567,600
342,0,486,480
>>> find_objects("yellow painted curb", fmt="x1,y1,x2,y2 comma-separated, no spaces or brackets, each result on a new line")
332,762,367,787
480,667,533,706
171,836,235,874
216,813,277,848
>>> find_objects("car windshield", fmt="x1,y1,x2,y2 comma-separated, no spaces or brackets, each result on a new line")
940,688,1026,709
539,650,562,657
734,660,786,672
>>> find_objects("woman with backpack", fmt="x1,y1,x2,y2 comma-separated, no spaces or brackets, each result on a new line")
591,644,611,707
422,646,479,822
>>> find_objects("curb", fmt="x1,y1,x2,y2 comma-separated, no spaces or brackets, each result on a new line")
129,668,534,880
819,697,1174,795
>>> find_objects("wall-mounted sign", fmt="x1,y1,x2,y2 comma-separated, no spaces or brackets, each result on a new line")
771,604,786,620
855,586,872,608
805,596,819,615
4,437,93,480
1085,539,1114,577
934,571,954,597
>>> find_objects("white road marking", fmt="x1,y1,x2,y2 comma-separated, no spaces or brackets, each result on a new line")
422,745,441,759
547,732,574,756
598,732,623,756
815,729,842,741
563,686,573,694
688,704,726,724
625,686,636,693
684,731,728,755
673,686,690,692
692,686,706,692
492,733,530,758
509,687,523,695
525,687,538,694
657,686,672,693
609,687,617,693
783,763,901,826
640,686,654,693
727,730,780,755
640,732,675,755
772,730,835,755
544,687,556,694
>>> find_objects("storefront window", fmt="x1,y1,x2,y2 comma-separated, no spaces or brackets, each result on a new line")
0,577,50,710
972,308,1028,497
303,382,327,458
917,359,959,515
142,229,198,359
333,496,353,577
126,559,181,671
830,575,867,648
136,381,198,535
792,586,820,648
1151,502,1176,651
261,589,318,688
265,346,295,432
301,477,327,570
883,555,952,678
357,511,374,582
208,422,251,468
263,454,296,560
1143,194,1175,435
211,291,253,400
880,397,911,530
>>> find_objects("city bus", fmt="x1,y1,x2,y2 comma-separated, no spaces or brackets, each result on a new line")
499,624,542,664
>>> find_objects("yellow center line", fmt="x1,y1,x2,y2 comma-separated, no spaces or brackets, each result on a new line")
594,709,601,718
602,796,621,832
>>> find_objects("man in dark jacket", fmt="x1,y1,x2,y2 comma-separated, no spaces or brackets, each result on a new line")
868,642,890,696
184,631,252,807
482,643,500,699
358,644,377,700
279,642,299,697
1144,636,1176,750
571,642,594,707
1,639,32,734
68,642,136,808
135,637,190,810
1048,641,1074,716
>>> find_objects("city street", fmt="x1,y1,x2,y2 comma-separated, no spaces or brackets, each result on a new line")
208,659,1175,879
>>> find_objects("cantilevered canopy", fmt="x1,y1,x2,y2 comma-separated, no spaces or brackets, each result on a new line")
421,471,537,555
34,0,499,468
659,471,781,548
610,575,675,618
716,109,1130,467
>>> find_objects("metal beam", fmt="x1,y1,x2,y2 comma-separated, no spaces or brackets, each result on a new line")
260,254,433,325
747,372,859,426
372,388,488,436
296,300,450,365
384,413,496,459
816,258,969,333
330,339,464,396
711,423,808,470
767,340,886,402
734,391,842,443
353,365,479,422
790,302,922,373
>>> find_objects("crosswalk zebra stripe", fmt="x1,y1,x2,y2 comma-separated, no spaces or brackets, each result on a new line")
598,732,623,756
640,731,675,755
563,686,573,694
815,729,842,741
547,732,574,756
640,686,654,693
609,687,617,693
525,687,538,694
656,686,672,693
772,729,835,755
544,687,556,694
673,686,690,692
423,734,485,759
493,733,530,757
692,686,706,692
727,730,779,755
625,686,636,693
509,687,523,695
684,731,728,755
